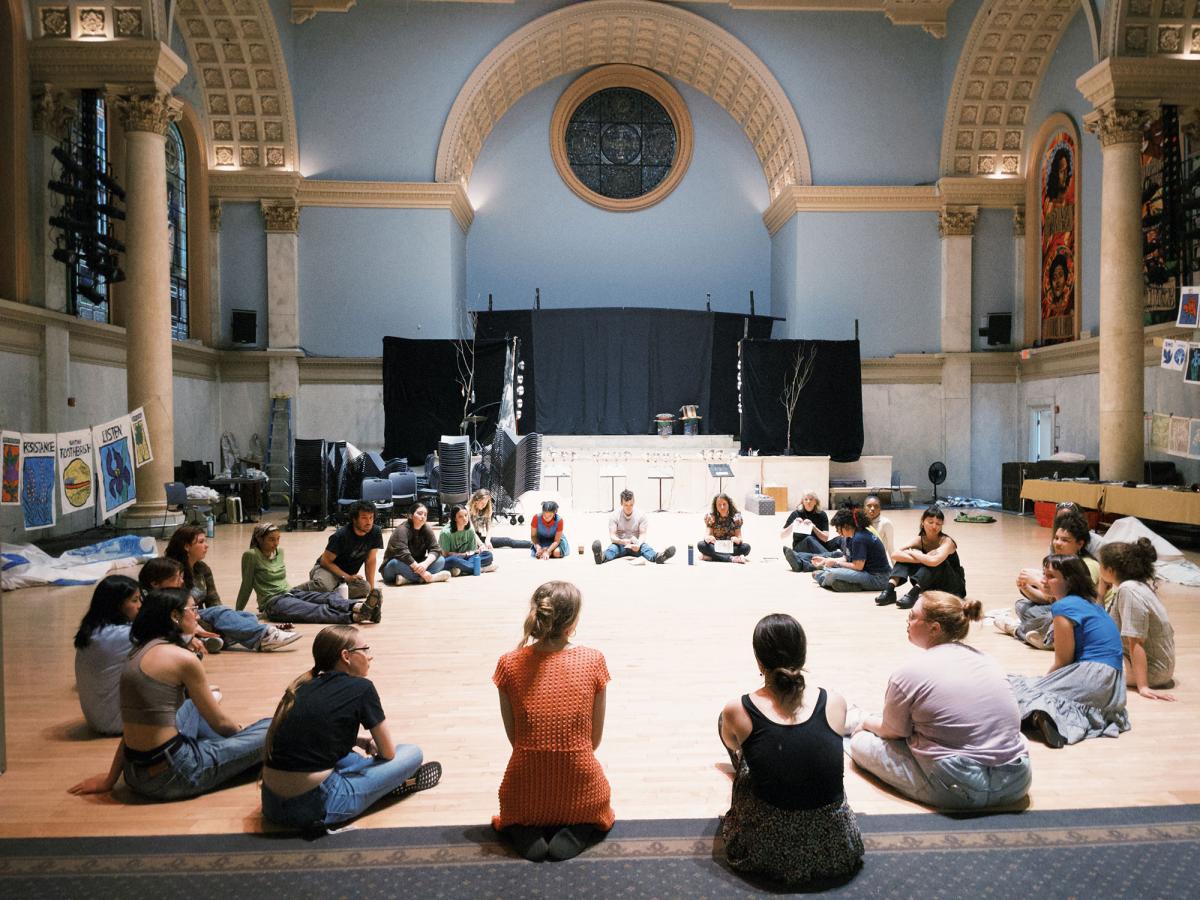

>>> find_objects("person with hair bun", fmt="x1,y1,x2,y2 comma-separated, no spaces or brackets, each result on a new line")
1099,539,1176,701
719,613,863,885
851,592,1031,808
493,582,612,862
261,625,441,833
530,500,570,559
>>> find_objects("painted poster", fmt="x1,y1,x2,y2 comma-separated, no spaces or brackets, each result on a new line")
1187,344,1200,385
1151,412,1171,450
56,429,95,513
1178,287,1200,328
1169,415,1190,456
1162,338,1177,368
91,415,137,519
1189,419,1200,460
129,407,154,467
1040,129,1077,344
1141,107,1183,322
1,430,19,505
1168,340,1189,371
19,433,56,531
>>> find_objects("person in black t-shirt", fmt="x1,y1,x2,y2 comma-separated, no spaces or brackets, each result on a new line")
294,501,383,602
261,625,442,832
778,491,838,555
809,508,892,593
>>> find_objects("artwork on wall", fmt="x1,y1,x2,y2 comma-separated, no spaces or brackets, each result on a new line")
1141,107,1185,323
1151,412,1171,450
129,407,154,467
1,431,19,505
1177,286,1199,327
20,434,57,531
56,429,95,513
91,415,137,520
1189,419,1200,460
1169,415,1191,456
1187,344,1200,385
1162,338,1188,370
1039,128,1078,344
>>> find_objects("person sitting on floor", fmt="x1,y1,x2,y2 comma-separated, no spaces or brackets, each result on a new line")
293,501,383,602
439,504,497,576
140,555,298,653
719,613,864,885
863,494,895,558
699,493,751,563
469,488,533,551
530,500,570,559
1006,555,1130,748
236,522,382,625
261,625,442,834
874,505,966,610
493,581,612,862
591,489,675,565
1099,539,1176,702
73,575,142,735
382,503,451,585
778,491,837,556
802,508,892,594
849,592,1032,809
68,589,271,800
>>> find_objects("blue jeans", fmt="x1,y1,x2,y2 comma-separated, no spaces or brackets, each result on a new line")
531,537,569,557
443,550,494,576
266,590,357,624
122,701,270,801
604,542,657,562
382,556,446,584
814,567,890,593
261,745,423,828
198,605,269,649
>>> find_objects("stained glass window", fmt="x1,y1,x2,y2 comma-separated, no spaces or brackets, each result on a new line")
565,87,677,200
167,122,189,340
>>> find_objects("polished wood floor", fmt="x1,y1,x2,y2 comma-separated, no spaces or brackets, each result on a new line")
2,504,1198,837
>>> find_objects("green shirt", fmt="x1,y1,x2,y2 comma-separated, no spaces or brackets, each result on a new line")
439,526,479,556
236,547,291,611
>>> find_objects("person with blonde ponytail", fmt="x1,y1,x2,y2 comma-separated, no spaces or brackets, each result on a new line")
719,613,863,885
851,592,1031,808
493,582,612,862
261,625,441,832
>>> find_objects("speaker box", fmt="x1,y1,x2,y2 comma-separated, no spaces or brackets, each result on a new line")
979,313,1012,346
231,309,257,344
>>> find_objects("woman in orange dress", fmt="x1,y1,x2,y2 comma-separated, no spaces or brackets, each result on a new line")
493,581,613,861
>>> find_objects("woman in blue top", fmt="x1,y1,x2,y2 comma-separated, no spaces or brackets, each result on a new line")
530,500,569,559
1007,554,1129,748
799,508,891,594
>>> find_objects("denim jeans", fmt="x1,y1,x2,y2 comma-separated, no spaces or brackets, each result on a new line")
197,605,269,649
849,731,1030,810
122,701,270,801
531,538,570,557
296,565,370,600
814,567,890,593
1014,597,1055,646
382,556,446,584
697,539,751,562
443,550,494,576
603,543,657,562
490,536,532,550
261,745,423,828
266,590,357,624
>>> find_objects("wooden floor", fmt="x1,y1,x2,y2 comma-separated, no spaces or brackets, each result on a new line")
2,504,1198,838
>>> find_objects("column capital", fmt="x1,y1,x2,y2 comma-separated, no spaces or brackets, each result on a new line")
30,84,76,138
261,201,300,233
1012,205,1025,238
938,205,978,237
109,91,183,136
1083,104,1153,147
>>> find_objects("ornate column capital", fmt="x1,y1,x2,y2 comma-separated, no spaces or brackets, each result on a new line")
938,205,978,238
1012,205,1025,238
31,85,76,138
109,91,182,136
209,201,222,232
1083,104,1153,147
261,201,300,233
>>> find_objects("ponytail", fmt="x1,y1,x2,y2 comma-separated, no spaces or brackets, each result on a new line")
519,581,582,649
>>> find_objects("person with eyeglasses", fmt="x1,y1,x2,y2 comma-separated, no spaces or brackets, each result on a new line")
849,591,1031,809
69,589,271,800
261,625,441,833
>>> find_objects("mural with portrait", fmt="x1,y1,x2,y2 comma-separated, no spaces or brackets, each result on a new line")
1040,130,1078,344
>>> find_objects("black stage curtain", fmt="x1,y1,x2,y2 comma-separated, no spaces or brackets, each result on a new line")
382,337,508,462
739,339,863,461
474,310,536,434
710,312,774,436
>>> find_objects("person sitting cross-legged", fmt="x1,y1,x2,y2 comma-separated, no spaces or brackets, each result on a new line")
439,505,497,577
382,503,451,585
874,505,966,610
591,490,675,566
293,500,383,603
803,508,892,594
699,493,751,563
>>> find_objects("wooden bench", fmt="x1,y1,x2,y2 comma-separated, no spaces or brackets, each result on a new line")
829,485,918,508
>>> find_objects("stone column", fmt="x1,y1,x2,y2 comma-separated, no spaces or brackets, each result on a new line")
30,85,75,313
1085,104,1151,483
209,201,223,347
111,91,183,532
938,206,977,496
1011,206,1025,348
262,201,301,421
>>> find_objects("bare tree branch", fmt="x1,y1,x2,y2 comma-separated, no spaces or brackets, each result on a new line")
779,344,817,453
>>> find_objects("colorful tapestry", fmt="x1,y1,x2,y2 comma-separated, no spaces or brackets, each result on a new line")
19,434,57,531
1040,129,1077,343
1177,286,1199,328
1141,107,1183,322
129,407,153,467
56,429,95,513
91,415,136,520
1,431,19,505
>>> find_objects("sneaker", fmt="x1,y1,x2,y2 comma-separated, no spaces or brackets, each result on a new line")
391,761,443,798
783,547,802,573
202,635,224,654
896,588,921,610
449,568,461,577
258,627,302,651
874,584,897,606
430,571,451,583
1029,710,1066,749
993,611,1018,636
1025,630,1050,651
591,540,604,565
655,546,676,564
364,588,383,624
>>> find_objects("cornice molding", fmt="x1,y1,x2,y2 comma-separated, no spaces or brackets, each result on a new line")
763,186,938,234
935,176,1025,207
29,38,187,93
291,0,358,25
298,180,475,232
299,357,384,385
1076,57,1200,108
861,354,945,384
208,169,302,201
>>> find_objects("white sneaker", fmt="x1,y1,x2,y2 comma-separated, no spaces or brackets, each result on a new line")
259,627,302,651
992,610,1018,636
430,571,452,583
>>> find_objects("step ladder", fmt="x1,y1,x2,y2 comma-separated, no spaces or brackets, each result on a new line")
265,395,293,509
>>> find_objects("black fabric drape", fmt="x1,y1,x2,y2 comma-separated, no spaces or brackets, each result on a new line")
531,309,713,434
473,310,537,434
382,337,508,462
709,313,774,435
739,339,864,460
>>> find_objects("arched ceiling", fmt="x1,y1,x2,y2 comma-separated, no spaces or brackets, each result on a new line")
1103,0,1200,57
435,0,811,199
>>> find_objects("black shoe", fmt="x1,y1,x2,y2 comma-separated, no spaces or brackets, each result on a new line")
391,761,443,798
896,587,921,610
783,547,802,573
591,540,604,565
506,825,549,862
655,546,676,564
547,825,593,861
874,584,897,606
202,636,223,654
365,588,383,624
1029,711,1066,749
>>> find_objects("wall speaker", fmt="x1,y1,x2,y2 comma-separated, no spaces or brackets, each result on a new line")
978,312,1012,346
231,309,257,344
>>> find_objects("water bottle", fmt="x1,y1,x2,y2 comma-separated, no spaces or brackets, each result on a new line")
205,514,215,538
687,543,694,565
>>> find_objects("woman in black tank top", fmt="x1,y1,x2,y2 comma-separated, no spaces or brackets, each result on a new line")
718,614,863,885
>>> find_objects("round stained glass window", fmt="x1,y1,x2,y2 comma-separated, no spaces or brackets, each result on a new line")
551,65,693,212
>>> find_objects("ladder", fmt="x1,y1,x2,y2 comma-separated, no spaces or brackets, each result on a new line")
265,395,293,509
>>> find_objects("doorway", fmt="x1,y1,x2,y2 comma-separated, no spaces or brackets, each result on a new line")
1029,405,1054,461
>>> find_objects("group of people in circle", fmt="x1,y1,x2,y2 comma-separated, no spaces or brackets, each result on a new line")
64,487,1178,884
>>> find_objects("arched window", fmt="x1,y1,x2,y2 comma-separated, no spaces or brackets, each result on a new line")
166,121,189,339
68,91,109,323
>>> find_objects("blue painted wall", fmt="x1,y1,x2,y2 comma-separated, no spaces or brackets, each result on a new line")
218,202,267,348
972,208,1016,351
465,75,770,314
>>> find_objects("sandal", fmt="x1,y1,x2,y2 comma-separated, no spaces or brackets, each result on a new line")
391,761,442,798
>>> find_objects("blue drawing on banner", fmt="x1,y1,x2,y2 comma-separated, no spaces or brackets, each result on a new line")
1176,346,1188,368
1164,343,1174,366
100,439,134,507
1190,422,1200,458
20,456,54,527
